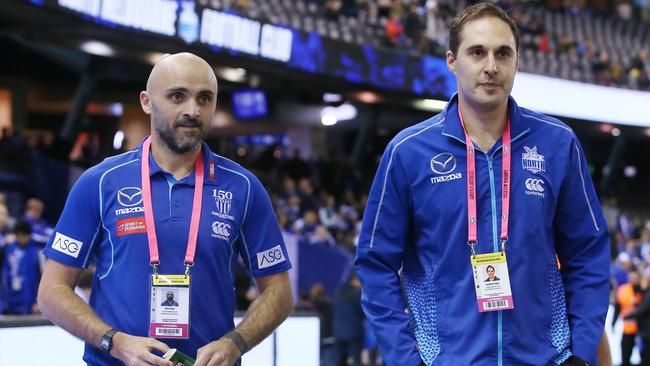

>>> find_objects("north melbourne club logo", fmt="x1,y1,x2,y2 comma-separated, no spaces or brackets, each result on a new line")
212,189,233,216
522,146,546,174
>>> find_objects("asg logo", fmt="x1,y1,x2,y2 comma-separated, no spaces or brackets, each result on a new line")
257,245,286,269
430,152,456,175
525,178,545,192
211,221,231,239
52,232,83,258
117,187,143,207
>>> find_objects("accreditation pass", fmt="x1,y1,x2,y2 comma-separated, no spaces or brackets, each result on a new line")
471,252,515,312
149,274,191,339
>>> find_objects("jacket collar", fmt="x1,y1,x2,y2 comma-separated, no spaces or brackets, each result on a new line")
440,93,529,148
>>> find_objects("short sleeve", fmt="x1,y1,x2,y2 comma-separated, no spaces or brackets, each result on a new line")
238,174,292,277
43,168,101,268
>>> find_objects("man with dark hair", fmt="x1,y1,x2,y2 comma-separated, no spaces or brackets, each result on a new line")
484,265,500,282
38,52,293,366
355,3,609,366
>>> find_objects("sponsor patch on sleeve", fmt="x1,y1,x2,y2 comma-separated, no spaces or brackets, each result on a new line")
256,245,286,269
116,217,147,237
51,232,83,258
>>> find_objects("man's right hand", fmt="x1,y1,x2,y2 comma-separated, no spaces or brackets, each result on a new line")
110,332,174,366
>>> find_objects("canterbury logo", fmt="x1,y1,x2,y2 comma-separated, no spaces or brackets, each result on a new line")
212,221,231,238
525,178,545,192
117,187,143,207
430,152,456,175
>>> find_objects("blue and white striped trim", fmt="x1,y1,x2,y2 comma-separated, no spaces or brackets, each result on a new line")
369,117,445,248
97,158,138,280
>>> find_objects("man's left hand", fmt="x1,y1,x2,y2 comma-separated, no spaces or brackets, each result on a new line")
194,338,241,366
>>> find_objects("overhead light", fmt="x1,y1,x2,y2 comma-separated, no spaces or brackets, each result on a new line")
320,103,357,124
356,91,380,104
321,114,338,126
80,40,114,57
323,93,342,103
146,52,169,65
217,67,247,83
612,128,621,137
624,166,637,178
413,99,448,112
598,124,613,134
113,130,125,150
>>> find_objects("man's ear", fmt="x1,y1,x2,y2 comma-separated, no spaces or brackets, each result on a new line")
446,50,456,74
140,91,152,115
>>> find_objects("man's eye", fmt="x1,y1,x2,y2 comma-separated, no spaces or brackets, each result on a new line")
473,49,483,56
170,93,184,102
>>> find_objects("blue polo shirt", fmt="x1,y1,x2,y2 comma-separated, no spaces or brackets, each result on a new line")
44,140,291,365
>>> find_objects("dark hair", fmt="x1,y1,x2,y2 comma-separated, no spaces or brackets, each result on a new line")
486,265,495,272
13,220,32,235
448,2,520,56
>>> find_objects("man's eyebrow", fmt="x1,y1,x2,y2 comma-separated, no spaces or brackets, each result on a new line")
465,45,515,53
165,87,189,94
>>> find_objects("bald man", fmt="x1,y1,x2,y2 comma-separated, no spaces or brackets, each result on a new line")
38,53,293,366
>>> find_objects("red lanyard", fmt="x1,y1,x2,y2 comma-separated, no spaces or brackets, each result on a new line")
141,136,204,274
458,110,511,254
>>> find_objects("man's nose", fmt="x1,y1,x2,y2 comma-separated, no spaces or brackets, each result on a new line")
183,99,201,118
485,54,498,76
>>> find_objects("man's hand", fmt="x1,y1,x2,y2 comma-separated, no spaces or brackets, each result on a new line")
109,332,174,366
193,338,241,366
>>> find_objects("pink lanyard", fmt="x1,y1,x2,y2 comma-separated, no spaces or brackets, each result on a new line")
458,110,511,255
140,136,205,275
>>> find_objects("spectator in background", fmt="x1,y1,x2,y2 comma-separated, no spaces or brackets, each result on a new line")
384,10,405,47
333,271,364,366
22,197,53,246
309,283,334,366
0,203,15,249
615,269,643,366
625,273,650,365
613,252,634,287
1,220,42,315
403,2,425,51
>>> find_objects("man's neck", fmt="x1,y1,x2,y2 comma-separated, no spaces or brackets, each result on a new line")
458,98,508,152
150,136,200,180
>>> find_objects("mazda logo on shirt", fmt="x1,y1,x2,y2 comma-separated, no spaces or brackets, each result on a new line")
117,187,143,207
430,153,457,175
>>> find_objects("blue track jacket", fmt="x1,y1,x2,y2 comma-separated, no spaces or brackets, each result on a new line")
355,95,609,366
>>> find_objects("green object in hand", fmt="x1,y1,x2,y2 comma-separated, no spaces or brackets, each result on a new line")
163,348,196,366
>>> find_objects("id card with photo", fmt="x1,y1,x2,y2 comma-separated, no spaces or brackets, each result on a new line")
470,252,515,312
149,274,191,339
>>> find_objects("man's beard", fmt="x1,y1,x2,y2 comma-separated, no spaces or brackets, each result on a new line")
156,118,206,154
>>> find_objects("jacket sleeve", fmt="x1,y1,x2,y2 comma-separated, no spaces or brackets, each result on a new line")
553,136,610,366
354,142,422,366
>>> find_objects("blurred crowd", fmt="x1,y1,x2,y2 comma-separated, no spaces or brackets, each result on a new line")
607,196,650,365
304,0,650,90
0,195,52,315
